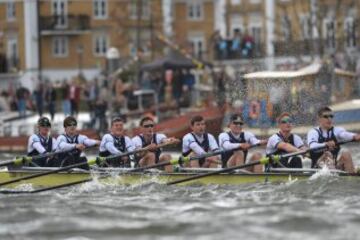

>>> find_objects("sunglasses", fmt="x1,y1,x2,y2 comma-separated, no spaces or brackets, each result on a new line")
143,124,154,128
280,118,293,124
66,123,77,127
321,114,334,119
232,121,244,126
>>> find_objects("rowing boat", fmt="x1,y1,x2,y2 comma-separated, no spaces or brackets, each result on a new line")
0,167,357,189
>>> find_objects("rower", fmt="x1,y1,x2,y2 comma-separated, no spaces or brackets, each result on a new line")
307,106,360,173
132,116,178,172
52,116,100,168
218,114,267,173
99,116,134,167
26,117,56,167
182,115,220,168
266,112,306,170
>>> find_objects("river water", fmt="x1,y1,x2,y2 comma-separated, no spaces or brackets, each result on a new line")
1,147,360,240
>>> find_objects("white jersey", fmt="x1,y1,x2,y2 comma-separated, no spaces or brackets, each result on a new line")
132,133,167,150
218,131,260,150
182,132,219,156
307,126,355,149
266,133,304,155
27,134,56,155
100,133,134,155
56,134,98,152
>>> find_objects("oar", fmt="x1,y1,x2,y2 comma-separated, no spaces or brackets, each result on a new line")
129,144,260,172
0,148,144,187
0,148,83,168
0,144,101,168
166,139,355,185
0,145,248,194
0,140,179,188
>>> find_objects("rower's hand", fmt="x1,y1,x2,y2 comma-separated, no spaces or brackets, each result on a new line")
166,137,180,144
259,139,268,145
325,140,336,150
94,140,101,146
353,134,360,141
145,143,157,151
75,144,86,151
240,143,251,150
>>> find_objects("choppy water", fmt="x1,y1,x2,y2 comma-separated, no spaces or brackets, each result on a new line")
1,146,360,240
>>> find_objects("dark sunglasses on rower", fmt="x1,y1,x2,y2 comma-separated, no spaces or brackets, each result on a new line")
322,114,334,119
232,121,244,126
280,118,293,124
143,124,154,128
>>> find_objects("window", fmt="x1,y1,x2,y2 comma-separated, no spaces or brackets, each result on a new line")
129,0,150,20
300,14,311,39
93,0,107,19
230,15,244,38
6,2,16,21
7,38,18,70
187,1,203,20
323,19,336,49
345,18,356,48
281,15,291,41
128,29,151,56
52,37,68,57
52,0,68,28
188,34,205,58
93,34,109,56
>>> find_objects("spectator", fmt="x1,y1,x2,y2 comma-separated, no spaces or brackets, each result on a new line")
45,82,57,121
60,80,71,116
33,83,44,117
69,80,81,116
16,86,27,118
0,91,10,111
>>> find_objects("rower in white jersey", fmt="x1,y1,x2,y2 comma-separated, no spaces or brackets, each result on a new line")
99,117,135,167
266,112,306,170
182,115,220,168
218,114,267,173
307,106,360,173
53,116,100,169
27,117,56,167
132,116,179,172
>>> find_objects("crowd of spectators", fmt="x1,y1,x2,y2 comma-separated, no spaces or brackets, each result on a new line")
212,30,258,60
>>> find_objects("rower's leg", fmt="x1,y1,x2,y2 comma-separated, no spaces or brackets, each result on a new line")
204,156,220,168
337,150,355,173
139,152,156,167
159,154,172,172
227,150,244,168
316,151,335,169
248,152,263,173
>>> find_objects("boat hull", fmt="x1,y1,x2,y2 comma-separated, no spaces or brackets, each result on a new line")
0,170,334,189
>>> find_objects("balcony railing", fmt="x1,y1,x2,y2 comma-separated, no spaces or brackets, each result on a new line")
274,38,358,57
213,39,265,61
40,14,90,34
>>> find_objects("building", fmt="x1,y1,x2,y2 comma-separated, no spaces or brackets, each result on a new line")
0,0,164,90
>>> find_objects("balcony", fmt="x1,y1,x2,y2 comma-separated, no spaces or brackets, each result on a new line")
40,15,90,36
213,39,265,61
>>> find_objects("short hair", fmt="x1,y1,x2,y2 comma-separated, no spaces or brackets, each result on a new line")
190,115,204,126
111,116,124,126
140,116,154,126
229,113,243,123
277,112,292,123
317,106,332,117
63,116,77,127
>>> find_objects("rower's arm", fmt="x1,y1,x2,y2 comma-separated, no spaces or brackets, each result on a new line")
277,142,299,153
